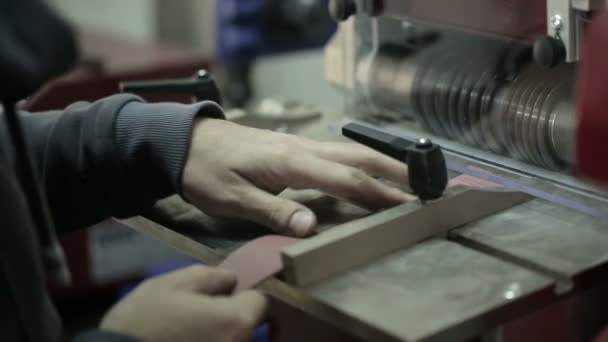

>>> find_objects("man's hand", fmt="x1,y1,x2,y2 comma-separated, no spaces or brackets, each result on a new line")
182,119,411,237
100,265,267,342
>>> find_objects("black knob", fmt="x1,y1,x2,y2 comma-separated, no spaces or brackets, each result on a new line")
120,69,222,105
533,36,566,68
193,70,222,105
329,0,357,21
406,139,447,201
342,123,448,201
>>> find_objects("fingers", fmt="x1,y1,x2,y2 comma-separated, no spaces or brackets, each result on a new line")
231,184,318,237
286,156,412,210
158,265,237,295
209,290,269,342
230,290,268,327
312,142,409,184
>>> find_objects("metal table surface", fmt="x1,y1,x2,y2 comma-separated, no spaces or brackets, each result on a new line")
455,198,608,281
123,197,559,342
123,113,608,341
307,239,553,342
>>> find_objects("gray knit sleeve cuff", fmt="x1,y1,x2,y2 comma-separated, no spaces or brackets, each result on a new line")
115,100,224,197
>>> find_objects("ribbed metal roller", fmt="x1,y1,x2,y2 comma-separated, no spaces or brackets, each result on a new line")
358,39,576,171
506,66,538,162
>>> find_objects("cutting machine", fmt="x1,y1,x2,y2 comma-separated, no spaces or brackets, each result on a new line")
296,1,608,340
95,3,608,341
325,0,608,196
77,2,608,340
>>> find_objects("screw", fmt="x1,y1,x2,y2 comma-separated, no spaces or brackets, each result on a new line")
416,138,433,148
197,69,208,78
551,15,563,30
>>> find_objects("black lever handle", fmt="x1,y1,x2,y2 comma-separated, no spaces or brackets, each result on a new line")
342,122,448,201
120,69,222,105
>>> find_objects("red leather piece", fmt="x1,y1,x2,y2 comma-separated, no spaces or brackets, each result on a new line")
219,235,301,291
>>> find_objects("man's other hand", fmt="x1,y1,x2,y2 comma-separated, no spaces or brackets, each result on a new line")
100,265,267,342
182,119,411,237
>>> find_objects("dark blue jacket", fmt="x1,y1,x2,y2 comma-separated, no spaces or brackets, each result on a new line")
0,95,223,341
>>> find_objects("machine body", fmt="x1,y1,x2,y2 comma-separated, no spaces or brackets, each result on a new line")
328,0,608,187
320,2,608,339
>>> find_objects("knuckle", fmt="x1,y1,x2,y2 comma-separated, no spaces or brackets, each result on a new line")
281,147,301,171
266,205,288,229
276,142,293,158
217,188,245,209
348,169,369,186
361,154,380,168
341,169,376,203
285,145,300,161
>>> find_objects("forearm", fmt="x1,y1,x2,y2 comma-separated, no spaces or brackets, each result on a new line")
19,94,223,233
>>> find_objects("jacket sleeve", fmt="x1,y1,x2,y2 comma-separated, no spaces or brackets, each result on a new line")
19,94,224,233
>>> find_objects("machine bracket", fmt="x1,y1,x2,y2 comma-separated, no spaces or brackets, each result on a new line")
546,0,597,62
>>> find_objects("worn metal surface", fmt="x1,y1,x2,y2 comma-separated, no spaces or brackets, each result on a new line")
308,239,553,342
454,198,608,279
141,188,370,256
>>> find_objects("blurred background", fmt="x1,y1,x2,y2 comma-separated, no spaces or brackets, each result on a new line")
46,0,341,110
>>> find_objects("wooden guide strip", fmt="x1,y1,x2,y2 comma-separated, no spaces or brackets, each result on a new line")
281,186,530,287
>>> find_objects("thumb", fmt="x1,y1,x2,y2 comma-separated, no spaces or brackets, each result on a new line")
230,290,268,325
211,290,268,341
236,187,317,237
159,265,237,295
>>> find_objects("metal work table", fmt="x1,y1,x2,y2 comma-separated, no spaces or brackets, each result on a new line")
123,112,608,341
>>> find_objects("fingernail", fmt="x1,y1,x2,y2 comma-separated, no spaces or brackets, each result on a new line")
288,210,316,237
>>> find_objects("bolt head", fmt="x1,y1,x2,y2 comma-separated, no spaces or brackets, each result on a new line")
551,15,563,29
416,138,433,148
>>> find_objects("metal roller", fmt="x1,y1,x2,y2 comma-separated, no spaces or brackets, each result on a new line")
358,41,576,171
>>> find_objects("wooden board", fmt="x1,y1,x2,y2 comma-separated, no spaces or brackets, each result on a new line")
281,186,531,287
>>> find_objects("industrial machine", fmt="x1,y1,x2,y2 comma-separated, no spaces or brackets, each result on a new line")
277,0,608,340
325,0,608,216
73,1,608,341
